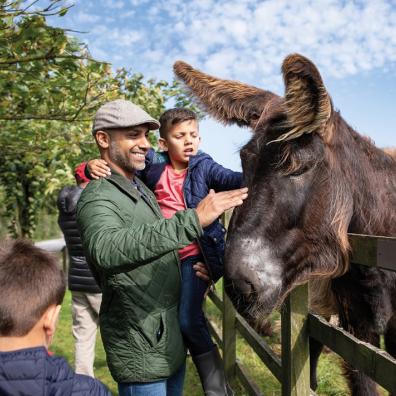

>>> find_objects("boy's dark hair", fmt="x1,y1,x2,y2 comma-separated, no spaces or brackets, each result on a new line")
0,239,66,337
159,108,197,138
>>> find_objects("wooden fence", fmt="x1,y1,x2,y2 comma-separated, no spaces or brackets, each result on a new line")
206,232,396,395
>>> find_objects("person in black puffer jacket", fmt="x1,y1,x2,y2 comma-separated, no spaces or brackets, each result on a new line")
57,163,102,377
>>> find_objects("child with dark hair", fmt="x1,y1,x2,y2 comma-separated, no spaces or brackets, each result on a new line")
0,239,110,395
87,108,242,396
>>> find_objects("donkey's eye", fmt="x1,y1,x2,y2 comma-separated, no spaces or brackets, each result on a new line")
288,164,312,178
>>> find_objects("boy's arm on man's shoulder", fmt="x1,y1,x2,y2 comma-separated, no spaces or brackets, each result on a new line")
207,160,243,191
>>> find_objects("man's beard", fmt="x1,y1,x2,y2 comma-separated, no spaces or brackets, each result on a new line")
109,141,146,172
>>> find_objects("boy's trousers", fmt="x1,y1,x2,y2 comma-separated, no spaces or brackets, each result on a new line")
71,291,102,377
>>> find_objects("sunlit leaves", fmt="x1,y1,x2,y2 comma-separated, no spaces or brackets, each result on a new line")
0,1,198,238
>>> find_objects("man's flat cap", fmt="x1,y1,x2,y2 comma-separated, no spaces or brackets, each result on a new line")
92,99,160,134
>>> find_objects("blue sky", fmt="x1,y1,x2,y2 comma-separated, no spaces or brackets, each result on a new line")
48,0,396,170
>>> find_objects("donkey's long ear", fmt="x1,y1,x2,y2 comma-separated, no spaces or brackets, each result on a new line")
174,61,279,128
275,54,333,142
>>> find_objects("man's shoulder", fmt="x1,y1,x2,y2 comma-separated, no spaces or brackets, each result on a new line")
79,178,113,202
77,178,119,217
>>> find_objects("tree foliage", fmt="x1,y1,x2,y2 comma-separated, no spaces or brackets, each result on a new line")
0,1,199,238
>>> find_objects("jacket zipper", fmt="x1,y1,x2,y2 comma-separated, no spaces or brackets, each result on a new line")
138,177,183,278
182,169,216,291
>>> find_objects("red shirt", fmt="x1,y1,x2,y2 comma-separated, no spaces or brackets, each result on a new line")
154,165,200,260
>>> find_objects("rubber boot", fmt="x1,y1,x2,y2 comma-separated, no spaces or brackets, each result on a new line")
192,346,234,396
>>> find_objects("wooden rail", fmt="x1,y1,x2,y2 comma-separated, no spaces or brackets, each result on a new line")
206,232,396,395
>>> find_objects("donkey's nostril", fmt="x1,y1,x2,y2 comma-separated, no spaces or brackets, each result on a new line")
238,278,257,296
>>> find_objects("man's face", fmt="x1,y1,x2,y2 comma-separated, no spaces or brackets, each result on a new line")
159,119,200,171
106,125,151,176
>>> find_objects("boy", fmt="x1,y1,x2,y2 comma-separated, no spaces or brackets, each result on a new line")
88,108,242,396
0,238,110,395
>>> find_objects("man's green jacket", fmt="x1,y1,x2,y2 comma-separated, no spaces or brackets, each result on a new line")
77,171,202,383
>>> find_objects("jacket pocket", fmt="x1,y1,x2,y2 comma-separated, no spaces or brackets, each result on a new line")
130,311,165,350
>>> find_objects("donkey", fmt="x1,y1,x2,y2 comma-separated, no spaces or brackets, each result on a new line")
174,54,396,395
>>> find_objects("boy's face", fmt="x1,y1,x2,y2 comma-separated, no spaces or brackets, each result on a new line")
159,119,200,170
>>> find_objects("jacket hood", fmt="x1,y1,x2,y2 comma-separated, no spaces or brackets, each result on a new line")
57,185,83,214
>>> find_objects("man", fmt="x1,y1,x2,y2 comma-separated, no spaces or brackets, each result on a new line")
57,164,102,377
77,99,248,396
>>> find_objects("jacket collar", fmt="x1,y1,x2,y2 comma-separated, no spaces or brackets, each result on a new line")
106,169,141,201
106,169,162,217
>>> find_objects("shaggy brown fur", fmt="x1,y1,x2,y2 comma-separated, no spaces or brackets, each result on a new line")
277,55,333,143
173,61,280,129
174,54,396,396
384,147,396,160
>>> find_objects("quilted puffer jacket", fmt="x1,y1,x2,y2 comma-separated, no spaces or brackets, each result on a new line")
0,346,110,395
77,171,202,383
57,185,101,293
141,149,243,281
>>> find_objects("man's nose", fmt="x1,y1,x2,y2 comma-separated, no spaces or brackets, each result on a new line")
138,135,151,149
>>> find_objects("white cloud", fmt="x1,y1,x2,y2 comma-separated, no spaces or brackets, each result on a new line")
58,0,396,88
103,0,125,9
74,11,100,23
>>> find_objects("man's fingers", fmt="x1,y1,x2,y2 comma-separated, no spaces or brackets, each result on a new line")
193,262,210,282
193,262,208,274
215,188,248,210
196,187,248,227
221,187,248,198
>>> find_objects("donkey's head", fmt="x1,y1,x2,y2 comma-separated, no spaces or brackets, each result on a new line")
174,54,375,323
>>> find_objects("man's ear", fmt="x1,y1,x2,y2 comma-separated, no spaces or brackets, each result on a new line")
43,305,61,347
158,137,168,151
95,130,111,149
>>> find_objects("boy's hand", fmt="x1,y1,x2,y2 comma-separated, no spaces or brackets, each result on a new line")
88,159,111,179
195,188,248,228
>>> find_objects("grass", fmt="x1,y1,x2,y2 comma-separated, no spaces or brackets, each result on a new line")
53,288,386,396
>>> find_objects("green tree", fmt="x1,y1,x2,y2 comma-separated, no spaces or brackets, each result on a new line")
0,1,199,238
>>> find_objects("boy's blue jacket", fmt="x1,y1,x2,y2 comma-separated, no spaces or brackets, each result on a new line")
140,149,243,281
0,347,111,395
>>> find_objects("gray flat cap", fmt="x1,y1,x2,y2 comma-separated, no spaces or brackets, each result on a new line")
92,99,160,134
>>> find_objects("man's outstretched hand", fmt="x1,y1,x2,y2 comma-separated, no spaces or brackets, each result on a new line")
195,188,248,228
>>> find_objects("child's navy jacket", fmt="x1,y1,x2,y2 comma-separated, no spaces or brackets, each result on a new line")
0,346,111,395
141,149,243,281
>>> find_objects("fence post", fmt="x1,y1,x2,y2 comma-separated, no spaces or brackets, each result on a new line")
223,285,237,386
281,283,310,396
221,210,236,384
